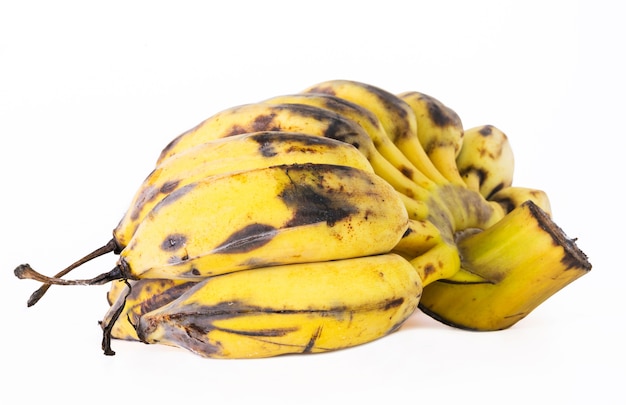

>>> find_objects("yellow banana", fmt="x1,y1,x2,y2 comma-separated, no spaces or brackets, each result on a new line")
16,163,409,283
113,131,375,248
418,201,591,330
135,253,421,359
302,79,448,185
398,91,466,186
456,125,515,199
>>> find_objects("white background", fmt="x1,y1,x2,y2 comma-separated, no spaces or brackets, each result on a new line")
1,1,623,403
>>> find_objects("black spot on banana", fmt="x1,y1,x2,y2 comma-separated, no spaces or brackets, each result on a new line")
213,224,278,254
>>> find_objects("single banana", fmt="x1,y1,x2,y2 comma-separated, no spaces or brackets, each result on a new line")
456,125,515,199
113,131,375,248
16,163,409,284
302,80,449,185
135,253,422,359
418,201,591,330
399,91,466,186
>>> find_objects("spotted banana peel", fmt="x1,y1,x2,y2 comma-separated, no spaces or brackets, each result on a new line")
14,79,590,359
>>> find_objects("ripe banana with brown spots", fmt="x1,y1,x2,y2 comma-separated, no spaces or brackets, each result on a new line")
113,131,375,248
134,253,421,359
398,91,466,186
17,162,408,282
456,125,515,199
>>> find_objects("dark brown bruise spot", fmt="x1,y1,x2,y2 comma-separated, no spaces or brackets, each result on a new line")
401,227,415,239
479,125,494,136
225,124,250,137
423,263,436,278
305,85,336,97
382,297,404,310
161,233,187,252
160,179,180,194
213,223,278,254
254,134,278,157
420,93,461,128
280,166,359,227
399,165,415,180
252,113,277,132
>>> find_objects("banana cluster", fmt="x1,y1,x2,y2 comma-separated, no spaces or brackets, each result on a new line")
14,80,591,358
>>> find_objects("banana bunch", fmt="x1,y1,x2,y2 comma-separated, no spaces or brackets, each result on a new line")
14,79,591,358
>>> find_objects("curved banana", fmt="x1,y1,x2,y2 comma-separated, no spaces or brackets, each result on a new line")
113,131,375,247
302,80,448,185
135,253,422,359
16,163,409,286
120,163,408,280
456,125,514,199
399,91,466,186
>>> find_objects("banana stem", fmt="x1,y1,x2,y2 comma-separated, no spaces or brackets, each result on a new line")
25,239,119,306
100,279,132,356
15,262,126,287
